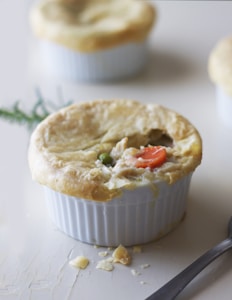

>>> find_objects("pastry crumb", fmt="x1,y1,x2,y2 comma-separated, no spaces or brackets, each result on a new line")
96,258,114,271
133,245,142,253
140,281,147,285
131,269,141,276
112,244,131,265
140,263,150,269
69,256,89,269
98,251,109,257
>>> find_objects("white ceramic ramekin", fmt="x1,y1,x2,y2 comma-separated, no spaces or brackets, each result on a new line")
44,174,192,247
216,86,232,128
39,40,147,82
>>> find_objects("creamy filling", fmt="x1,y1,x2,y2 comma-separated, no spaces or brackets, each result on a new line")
95,135,174,190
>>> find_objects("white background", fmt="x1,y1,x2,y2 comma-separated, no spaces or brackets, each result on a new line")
1,1,232,299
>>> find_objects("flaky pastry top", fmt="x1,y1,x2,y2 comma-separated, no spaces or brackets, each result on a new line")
208,37,232,96
30,0,156,52
28,99,202,201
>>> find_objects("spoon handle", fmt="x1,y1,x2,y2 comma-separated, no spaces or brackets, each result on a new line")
146,238,232,300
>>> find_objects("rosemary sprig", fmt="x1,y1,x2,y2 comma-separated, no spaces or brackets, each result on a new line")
0,100,49,129
0,92,72,130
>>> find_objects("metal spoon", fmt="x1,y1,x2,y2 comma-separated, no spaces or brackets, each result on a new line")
146,217,232,300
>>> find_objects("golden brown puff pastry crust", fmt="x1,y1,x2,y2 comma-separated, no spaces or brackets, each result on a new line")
28,99,202,202
208,37,232,97
29,0,156,52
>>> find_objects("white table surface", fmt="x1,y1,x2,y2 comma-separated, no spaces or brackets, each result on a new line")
1,1,232,299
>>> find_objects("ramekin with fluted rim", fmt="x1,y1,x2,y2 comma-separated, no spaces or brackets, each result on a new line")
215,86,232,128
29,0,156,82
28,99,202,247
39,40,147,82
44,174,192,247
208,36,232,128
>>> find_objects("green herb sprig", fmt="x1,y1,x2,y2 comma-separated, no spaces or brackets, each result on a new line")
0,90,72,130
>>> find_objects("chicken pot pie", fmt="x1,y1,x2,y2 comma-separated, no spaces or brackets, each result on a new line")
29,0,156,81
208,37,232,128
28,99,202,246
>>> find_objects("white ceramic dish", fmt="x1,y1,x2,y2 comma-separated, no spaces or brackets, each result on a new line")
44,174,192,247
39,40,147,82
216,86,232,128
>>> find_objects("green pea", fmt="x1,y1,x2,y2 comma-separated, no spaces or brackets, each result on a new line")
98,153,113,166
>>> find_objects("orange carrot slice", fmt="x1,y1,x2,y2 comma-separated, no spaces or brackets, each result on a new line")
134,146,166,169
